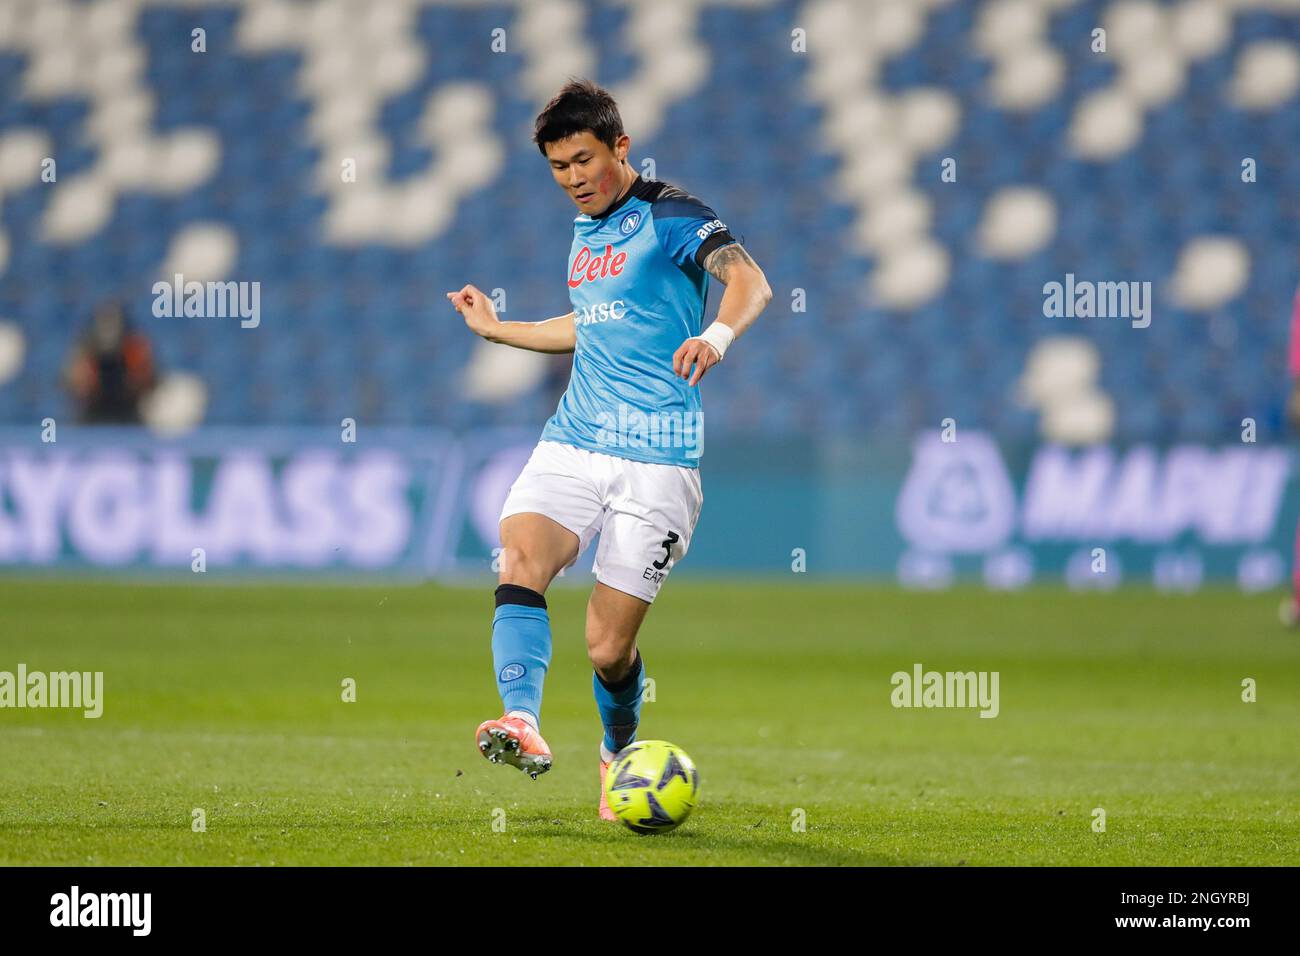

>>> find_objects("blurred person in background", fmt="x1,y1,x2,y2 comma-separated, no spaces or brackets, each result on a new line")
1283,283,1300,626
63,300,157,424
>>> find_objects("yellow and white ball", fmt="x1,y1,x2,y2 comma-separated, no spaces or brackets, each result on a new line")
603,740,699,834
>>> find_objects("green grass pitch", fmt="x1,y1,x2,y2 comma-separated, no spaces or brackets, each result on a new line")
1,579,1296,866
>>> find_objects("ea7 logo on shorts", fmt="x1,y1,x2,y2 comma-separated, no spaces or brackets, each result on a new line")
499,663,526,681
695,219,726,241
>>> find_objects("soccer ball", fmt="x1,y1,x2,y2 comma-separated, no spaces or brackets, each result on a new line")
603,740,699,833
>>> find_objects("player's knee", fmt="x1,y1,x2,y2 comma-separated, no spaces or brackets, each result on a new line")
587,635,636,683
498,546,558,593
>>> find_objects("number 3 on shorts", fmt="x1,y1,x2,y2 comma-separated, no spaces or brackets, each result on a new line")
652,531,681,570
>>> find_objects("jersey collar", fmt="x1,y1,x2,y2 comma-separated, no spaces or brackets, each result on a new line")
586,173,653,221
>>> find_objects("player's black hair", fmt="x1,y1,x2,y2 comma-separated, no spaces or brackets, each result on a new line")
533,78,625,156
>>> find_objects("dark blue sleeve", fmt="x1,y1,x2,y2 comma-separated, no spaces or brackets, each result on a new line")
652,189,737,270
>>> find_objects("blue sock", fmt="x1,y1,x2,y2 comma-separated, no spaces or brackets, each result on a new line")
594,650,644,755
492,584,551,725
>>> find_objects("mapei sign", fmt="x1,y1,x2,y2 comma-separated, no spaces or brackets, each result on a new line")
896,431,1290,588
1019,444,1285,544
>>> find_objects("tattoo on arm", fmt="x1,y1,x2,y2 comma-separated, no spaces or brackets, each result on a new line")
702,242,758,284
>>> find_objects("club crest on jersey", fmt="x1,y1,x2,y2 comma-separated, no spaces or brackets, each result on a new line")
569,244,627,288
619,210,642,235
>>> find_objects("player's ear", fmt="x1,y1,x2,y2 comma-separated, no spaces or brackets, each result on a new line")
615,133,630,163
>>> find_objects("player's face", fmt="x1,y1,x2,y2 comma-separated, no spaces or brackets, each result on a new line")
544,131,630,215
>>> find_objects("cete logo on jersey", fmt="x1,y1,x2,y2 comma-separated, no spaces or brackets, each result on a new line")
619,210,641,235
696,219,726,241
569,244,627,288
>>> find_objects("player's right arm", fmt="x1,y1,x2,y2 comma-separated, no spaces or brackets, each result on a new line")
446,283,576,354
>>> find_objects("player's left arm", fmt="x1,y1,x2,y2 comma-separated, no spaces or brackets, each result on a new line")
673,242,773,387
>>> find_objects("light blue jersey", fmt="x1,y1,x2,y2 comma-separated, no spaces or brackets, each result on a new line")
540,175,737,468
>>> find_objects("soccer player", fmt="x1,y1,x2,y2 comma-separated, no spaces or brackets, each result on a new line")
446,79,771,819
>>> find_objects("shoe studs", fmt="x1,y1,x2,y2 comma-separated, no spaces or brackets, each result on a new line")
478,722,550,778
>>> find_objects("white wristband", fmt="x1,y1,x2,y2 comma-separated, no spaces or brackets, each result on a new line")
694,321,736,361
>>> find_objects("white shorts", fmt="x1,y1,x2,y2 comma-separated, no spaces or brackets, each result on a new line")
499,440,704,603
